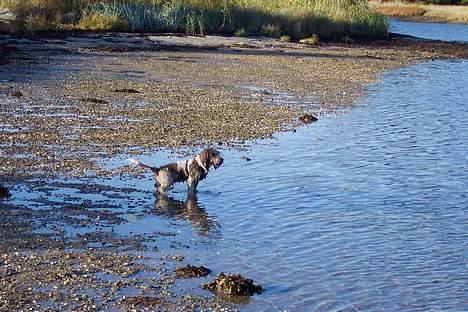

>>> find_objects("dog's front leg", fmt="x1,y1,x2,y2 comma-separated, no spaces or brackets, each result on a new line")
187,178,198,194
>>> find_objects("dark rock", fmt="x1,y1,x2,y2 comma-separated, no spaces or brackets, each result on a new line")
203,272,262,296
80,98,108,104
0,184,11,198
299,113,318,124
10,91,23,97
114,88,141,94
176,265,211,278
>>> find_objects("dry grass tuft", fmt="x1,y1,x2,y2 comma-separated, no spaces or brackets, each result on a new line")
299,34,319,45
370,0,468,23
377,6,426,17
78,13,128,31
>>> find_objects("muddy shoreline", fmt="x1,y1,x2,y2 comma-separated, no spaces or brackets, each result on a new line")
1,33,467,311
1,32,467,178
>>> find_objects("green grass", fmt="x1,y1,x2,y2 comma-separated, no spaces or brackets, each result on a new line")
79,12,129,31
2,0,390,40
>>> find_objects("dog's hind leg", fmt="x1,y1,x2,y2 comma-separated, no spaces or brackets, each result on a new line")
156,171,173,195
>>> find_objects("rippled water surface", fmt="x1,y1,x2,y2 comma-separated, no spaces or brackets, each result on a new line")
391,19,468,42
3,22,467,311
135,60,467,311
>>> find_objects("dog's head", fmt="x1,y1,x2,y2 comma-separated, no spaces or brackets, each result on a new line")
199,147,224,170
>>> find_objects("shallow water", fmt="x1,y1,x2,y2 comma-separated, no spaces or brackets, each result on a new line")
9,59,467,311
55,59,461,311
3,24,468,310
391,19,468,42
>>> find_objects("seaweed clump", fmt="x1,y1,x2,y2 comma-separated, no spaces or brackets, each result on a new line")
10,90,23,97
175,265,211,278
0,184,11,198
299,113,318,124
203,272,262,296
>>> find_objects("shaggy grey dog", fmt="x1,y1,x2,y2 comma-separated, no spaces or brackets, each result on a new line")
129,148,223,194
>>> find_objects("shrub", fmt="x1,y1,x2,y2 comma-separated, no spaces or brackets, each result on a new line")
341,35,355,44
234,28,248,37
261,23,281,38
299,34,319,45
78,13,129,31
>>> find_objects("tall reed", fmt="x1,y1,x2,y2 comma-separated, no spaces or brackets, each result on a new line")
3,0,390,40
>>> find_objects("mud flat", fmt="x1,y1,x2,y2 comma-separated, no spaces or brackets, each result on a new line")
0,32,466,178
1,32,467,311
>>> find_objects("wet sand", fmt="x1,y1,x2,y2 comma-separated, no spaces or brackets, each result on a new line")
1,32,467,311
1,32,466,178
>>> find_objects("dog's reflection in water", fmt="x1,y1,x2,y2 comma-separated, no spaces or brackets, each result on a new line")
154,193,218,235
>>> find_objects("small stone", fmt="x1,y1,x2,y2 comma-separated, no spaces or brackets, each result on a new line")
162,255,185,261
10,91,23,97
114,88,141,93
0,184,11,198
80,98,108,104
299,113,318,124
175,265,211,278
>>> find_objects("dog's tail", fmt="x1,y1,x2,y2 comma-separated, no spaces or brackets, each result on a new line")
128,158,159,173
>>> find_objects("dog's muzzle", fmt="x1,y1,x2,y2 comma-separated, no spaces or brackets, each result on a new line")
213,157,224,169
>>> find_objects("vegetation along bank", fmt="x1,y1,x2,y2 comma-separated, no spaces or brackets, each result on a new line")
2,0,390,40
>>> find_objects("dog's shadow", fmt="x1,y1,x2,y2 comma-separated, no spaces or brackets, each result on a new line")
154,193,219,236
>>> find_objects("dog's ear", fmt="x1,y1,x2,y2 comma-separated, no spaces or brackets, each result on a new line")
199,149,211,168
